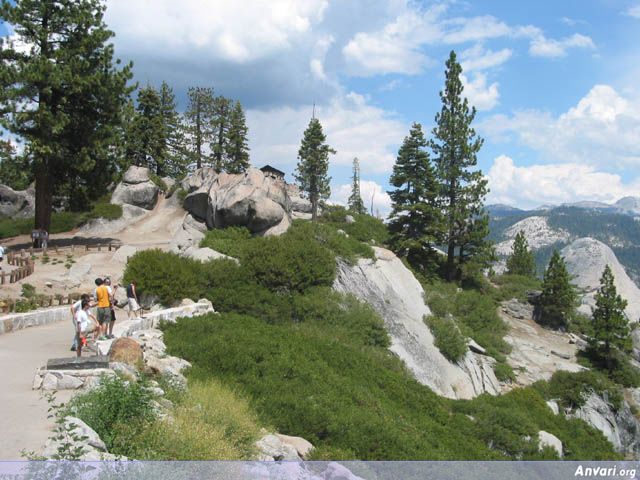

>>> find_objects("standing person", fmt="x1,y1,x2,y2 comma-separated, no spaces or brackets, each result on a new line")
0,244,4,270
126,281,141,319
70,293,91,351
75,299,98,358
104,278,118,339
41,231,48,249
93,278,112,340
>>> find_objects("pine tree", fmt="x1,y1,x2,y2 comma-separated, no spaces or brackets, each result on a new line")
539,250,578,330
388,123,442,275
211,96,232,172
506,231,536,277
157,81,187,177
129,84,161,170
429,50,489,281
225,100,250,174
347,157,366,214
590,265,631,372
295,118,335,221
184,87,215,170
0,0,134,228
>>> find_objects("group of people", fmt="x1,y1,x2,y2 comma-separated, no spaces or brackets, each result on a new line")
70,278,142,357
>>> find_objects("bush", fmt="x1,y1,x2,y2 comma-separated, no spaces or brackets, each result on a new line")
21,283,36,298
239,232,336,294
490,274,542,303
107,379,262,460
425,315,467,362
123,249,205,305
319,205,389,245
0,215,33,238
81,202,123,222
177,188,188,203
200,227,253,258
64,374,155,451
493,361,516,382
532,370,623,411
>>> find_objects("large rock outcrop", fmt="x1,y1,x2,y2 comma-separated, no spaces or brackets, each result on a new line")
111,166,159,210
561,238,640,323
495,216,571,256
0,183,35,218
333,247,500,399
570,393,640,458
181,167,311,236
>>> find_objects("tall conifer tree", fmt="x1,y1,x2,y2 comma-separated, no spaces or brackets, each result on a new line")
539,250,577,330
388,123,442,275
0,0,133,228
184,87,214,170
506,231,537,277
295,118,335,221
590,265,631,372
429,51,490,281
225,100,250,174
348,157,366,214
157,81,187,177
211,96,232,172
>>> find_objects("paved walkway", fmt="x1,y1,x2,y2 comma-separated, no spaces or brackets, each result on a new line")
0,319,75,460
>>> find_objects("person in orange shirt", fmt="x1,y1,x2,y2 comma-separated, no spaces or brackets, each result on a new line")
93,278,113,340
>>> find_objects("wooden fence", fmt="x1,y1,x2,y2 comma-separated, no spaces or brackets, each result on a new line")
0,293,81,314
1,254,35,285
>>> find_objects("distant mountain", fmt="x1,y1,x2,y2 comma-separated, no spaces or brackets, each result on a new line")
492,197,640,218
489,206,640,287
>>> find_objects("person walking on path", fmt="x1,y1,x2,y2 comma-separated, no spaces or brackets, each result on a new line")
93,278,112,340
104,278,118,339
126,281,142,319
70,294,92,351
75,300,98,358
0,244,4,270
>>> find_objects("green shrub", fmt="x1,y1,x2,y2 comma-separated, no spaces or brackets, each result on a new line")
65,374,155,451
319,205,389,245
532,370,623,411
167,182,180,198
149,173,168,191
0,215,33,238
494,361,516,382
123,249,205,305
177,188,188,203
162,313,619,460
425,315,467,362
82,202,123,222
21,283,36,298
200,227,253,258
239,232,336,294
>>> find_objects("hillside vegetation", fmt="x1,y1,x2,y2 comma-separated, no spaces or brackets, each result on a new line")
107,213,623,460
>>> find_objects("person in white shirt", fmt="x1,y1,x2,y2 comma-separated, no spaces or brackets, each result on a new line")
76,300,98,358
70,294,92,351
0,244,4,269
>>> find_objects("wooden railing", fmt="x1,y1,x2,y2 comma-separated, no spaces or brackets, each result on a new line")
1,254,35,285
0,293,81,314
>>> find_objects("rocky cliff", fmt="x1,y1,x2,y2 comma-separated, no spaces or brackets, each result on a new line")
561,238,640,323
333,247,500,399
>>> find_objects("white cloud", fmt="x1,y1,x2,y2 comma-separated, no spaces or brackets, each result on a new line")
525,28,595,58
559,17,587,26
442,15,511,44
625,4,640,19
246,91,406,177
105,0,329,62
460,44,513,72
487,155,640,208
479,85,640,170
332,180,392,218
342,8,443,76
461,73,500,111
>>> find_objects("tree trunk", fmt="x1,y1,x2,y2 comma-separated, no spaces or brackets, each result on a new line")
311,192,318,222
34,163,53,233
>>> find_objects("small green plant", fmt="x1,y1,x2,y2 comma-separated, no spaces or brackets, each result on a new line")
149,173,168,191
177,188,188,203
200,226,253,258
65,263,72,269
494,361,516,382
41,255,50,264
425,315,468,362
21,283,36,298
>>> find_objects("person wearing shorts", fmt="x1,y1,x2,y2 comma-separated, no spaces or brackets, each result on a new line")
75,300,98,357
104,278,118,339
126,281,141,319
94,278,112,340
70,293,92,351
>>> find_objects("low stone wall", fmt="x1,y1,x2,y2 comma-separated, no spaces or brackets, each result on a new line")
0,306,70,336
0,299,214,336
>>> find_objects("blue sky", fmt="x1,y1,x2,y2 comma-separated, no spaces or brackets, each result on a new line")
4,0,640,215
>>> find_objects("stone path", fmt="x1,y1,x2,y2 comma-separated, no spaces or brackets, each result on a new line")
0,319,75,460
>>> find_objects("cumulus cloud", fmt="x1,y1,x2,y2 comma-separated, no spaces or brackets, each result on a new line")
246,91,406,177
442,15,511,44
332,180,393,218
460,44,513,72
517,26,595,57
479,85,640,170
486,155,640,208
461,73,500,111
